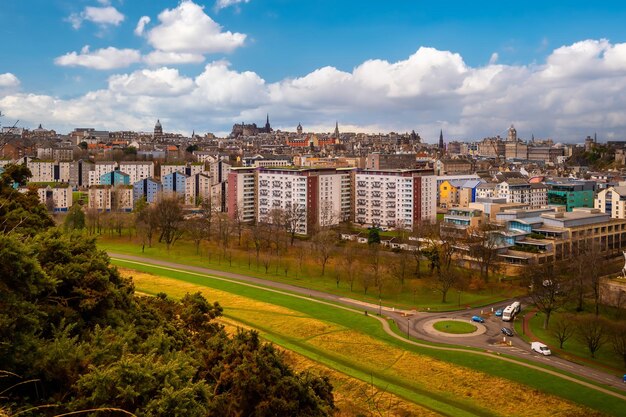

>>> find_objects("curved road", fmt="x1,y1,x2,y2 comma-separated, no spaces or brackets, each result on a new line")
108,252,626,399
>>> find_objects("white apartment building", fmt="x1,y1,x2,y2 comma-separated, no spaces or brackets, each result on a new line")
595,186,626,219
255,168,351,235
160,163,204,179
496,179,547,208
36,184,72,212
355,170,437,230
90,161,117,186
119,161,155,184
88,185,134,212
27,160,54,183
227,167,257,223
188,173,212,206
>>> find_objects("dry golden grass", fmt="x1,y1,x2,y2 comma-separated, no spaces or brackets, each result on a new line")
119,268,606,417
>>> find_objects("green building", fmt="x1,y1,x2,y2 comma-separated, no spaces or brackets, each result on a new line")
547,181,595,212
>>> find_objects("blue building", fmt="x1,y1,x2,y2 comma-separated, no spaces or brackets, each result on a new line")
133,177,162,204
100,170,130,186
162,171,188,199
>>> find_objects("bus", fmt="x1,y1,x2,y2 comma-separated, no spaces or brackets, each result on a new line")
502,301,521,321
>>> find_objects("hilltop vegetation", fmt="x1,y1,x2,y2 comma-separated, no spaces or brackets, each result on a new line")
0,167,335,416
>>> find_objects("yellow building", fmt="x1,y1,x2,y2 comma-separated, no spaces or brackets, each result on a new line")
439,180,460,208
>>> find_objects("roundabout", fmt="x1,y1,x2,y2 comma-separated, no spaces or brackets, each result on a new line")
422,318,487,338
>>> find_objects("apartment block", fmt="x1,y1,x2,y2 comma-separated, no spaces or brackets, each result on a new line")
90,161,117,186
69,160,94,188
27,160,54,183
35,184,72,212
88,185,133,212
227,167,257,223
595,186,626,219
355,169,436,230
133,178,162,204
256,167,352,234
119,161,155,184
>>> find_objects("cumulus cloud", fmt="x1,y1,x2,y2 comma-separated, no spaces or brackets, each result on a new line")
145,1,246,54
215,0,251,10
0,73,20,89
55,46,141,70
134,16,151,36
143,51,205,66
67,5,125,29
9,39,626,141
108,68,194,96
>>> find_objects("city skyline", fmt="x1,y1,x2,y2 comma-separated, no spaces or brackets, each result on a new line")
3,1,626,141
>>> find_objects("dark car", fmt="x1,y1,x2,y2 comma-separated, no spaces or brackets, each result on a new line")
501,327,514,337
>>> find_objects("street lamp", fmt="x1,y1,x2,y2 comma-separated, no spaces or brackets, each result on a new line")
378,298,382,316
458,290,461,308
407,317,410,339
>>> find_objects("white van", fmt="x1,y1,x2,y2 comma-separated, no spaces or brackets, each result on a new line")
531,342,551,356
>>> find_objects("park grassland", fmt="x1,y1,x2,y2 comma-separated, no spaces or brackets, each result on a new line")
433,320,478,334
99,236,520,311
114,262,623,417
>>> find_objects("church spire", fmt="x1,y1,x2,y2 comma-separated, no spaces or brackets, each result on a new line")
438,129,444,150
333,121,339,138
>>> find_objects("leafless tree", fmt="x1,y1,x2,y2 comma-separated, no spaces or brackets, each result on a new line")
135,202,158,250
199,197,218,242
552,314,577,349
312,229,336,276
341,243,358,290
184,216,209,254
283,203,306,246
231,200,246,246
434,267,459,304
609,321,626,367
390,249,410,287
576,314,608,358
468,222,502,282
526,261,569,329
154,196,184,250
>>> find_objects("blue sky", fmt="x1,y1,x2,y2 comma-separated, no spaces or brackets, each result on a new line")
2,0,626,142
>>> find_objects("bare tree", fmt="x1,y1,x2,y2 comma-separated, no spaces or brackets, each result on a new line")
231,200,246,246
85,207,101,235
576,314,608,358
609,322,626,367
434,267,459,304
312,229,335,276
199,197,218,242
468,222,502,282
526,262,568,329
135,201,158,250
154,196,184,250
341,243,358,290
284,203,306,246
552,314,577,349
391,249,410,287
184,216,209,254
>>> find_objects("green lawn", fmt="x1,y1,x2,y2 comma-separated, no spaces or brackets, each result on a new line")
433,320,477,334
528,312,625,373
98,236,517,312
112,258,626,417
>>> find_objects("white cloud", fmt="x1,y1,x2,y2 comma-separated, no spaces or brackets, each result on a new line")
10,39,626,141
215,0,251,10
108,68,194,96
55,46,141,70
134,16,151,36
489,52,499,65
146,1,246,54
0,73,20,88
67,5,125,29
143,51,205,66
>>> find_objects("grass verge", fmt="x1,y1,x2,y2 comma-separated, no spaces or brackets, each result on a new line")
115,261,625,417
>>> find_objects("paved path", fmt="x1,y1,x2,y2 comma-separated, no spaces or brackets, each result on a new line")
109,252,626,400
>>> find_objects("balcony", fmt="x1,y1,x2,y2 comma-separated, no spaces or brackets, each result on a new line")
386,183,396,189
372,182,382,189
386,192,396,199
357,190,367,196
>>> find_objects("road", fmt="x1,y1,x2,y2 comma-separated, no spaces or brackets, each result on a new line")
108,252,626,399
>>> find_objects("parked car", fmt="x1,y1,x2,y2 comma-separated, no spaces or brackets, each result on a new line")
531,342,552,356
495,309,503,317
501,327,514,337
471,315,485,323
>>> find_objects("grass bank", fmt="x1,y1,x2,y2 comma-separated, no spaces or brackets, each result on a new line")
114,260,625,416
